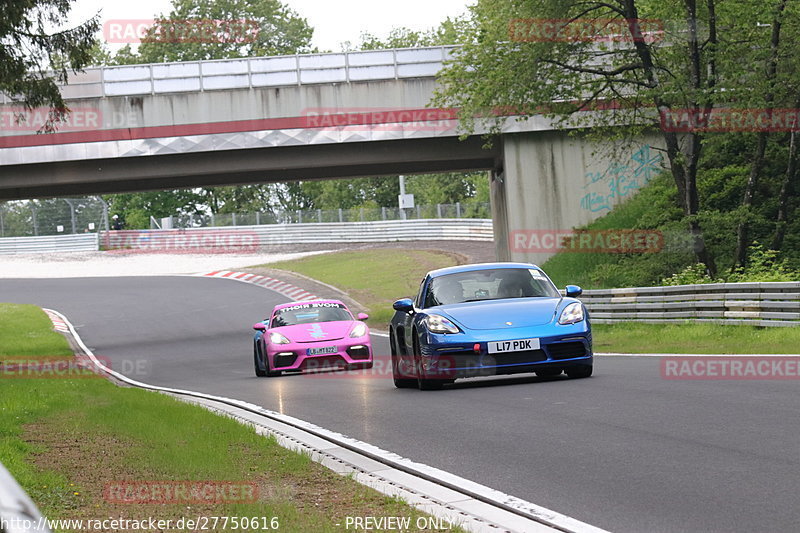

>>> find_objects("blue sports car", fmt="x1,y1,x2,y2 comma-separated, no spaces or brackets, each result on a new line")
389,262,592,390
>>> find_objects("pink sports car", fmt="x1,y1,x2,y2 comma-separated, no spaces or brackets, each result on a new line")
253,300,373,377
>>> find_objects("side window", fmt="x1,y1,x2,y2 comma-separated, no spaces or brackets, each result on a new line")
414,278,427,308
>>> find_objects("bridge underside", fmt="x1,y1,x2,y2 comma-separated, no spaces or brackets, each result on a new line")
0,136,500,200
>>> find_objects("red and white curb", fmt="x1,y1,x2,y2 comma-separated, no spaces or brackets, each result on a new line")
195,270,318,301
45,309,70,333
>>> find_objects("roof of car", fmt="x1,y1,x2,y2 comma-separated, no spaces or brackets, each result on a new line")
272,299,348,312
427,262,542,278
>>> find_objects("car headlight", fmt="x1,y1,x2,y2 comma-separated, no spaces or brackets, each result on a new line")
349,322,368,338
269,331,291,344
558,302,585,325
425,314,460,334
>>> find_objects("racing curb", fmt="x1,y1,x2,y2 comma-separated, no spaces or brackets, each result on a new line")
195,270,319,300
43,308,609,533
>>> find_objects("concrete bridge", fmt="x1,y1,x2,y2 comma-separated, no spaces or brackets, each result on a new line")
0,47,665,263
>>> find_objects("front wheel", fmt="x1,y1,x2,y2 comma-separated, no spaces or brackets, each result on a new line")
391,329,416,389
254,343,267,377
566,364,592,379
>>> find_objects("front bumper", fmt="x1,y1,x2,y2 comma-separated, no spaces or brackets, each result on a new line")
267,338,373,371
417,327,593,379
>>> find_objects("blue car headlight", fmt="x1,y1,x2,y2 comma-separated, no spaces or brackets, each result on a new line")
558,302,585,325
425,314,460,334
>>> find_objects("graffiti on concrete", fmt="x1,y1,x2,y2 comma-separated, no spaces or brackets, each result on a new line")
580,144,664,213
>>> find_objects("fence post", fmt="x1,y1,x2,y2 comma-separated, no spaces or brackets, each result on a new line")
31,203,39,236
456,202,461,218
101,198,109,231
338,208,343,222
0,202,4,237
360,208,364,222
210,213,215,226
256,212,260,225
297,210,302,223
416,204,421,219
317,209,322,223
381,207,387,220
436,204,442,218
64,198,77,234
232,213,237,226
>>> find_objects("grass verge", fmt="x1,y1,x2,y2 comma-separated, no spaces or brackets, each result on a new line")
261,249,460,327
0,304,466,532
593,322,800,354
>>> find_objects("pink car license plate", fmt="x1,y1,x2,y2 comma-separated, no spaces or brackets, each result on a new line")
307,346,338,356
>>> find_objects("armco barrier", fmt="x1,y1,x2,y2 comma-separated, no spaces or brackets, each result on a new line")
101,219,494,251
580,282,800,327
0,233,99,255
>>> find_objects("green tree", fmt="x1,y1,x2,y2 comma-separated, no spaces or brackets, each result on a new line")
431,0,790,277
0,0,99,132
137,0,313,63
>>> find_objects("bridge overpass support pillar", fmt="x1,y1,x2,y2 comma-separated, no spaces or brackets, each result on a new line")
492,130,666,265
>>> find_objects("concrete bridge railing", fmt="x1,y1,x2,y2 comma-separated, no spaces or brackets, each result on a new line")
1,46,456,103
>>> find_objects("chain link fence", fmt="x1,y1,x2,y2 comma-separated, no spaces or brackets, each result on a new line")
0,197,109,238
0,198,489,236
157,202,491,229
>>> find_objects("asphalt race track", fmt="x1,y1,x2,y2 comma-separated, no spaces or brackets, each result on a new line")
3,276,799,533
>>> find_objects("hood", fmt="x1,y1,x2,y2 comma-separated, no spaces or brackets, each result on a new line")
434,298,561,330
273,320,354,342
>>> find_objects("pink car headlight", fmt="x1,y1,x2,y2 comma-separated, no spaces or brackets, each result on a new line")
349,323,368,338
269,331,291,344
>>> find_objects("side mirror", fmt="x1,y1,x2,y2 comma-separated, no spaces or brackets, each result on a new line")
392,298,415,313
565,285,583,298
253,322,267,331
357,312,369,320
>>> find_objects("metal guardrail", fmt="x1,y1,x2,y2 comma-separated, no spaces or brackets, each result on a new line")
0,461,52,533
0,233,99,255
581,282,800,327
102,218,494,250
1,46,455,103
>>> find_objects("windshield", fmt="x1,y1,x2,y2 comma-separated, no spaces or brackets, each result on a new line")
271,302,352,327
424,268,559,307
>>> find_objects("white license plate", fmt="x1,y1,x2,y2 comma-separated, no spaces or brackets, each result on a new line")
488,338,540,354
307,346,338,356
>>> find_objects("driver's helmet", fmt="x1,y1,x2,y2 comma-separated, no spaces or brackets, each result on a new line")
434,277,464,305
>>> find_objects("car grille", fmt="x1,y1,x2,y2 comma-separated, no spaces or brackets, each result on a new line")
546,342,588,360
302,355,346,371
441,350,547,368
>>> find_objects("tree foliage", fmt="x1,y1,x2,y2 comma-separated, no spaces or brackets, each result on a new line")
0,0,99,131
431,0,800,277
138,0,313,62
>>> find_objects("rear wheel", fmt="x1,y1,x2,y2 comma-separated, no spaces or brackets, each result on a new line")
566,365,592,379
391,329,416,389
413,335,444,391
